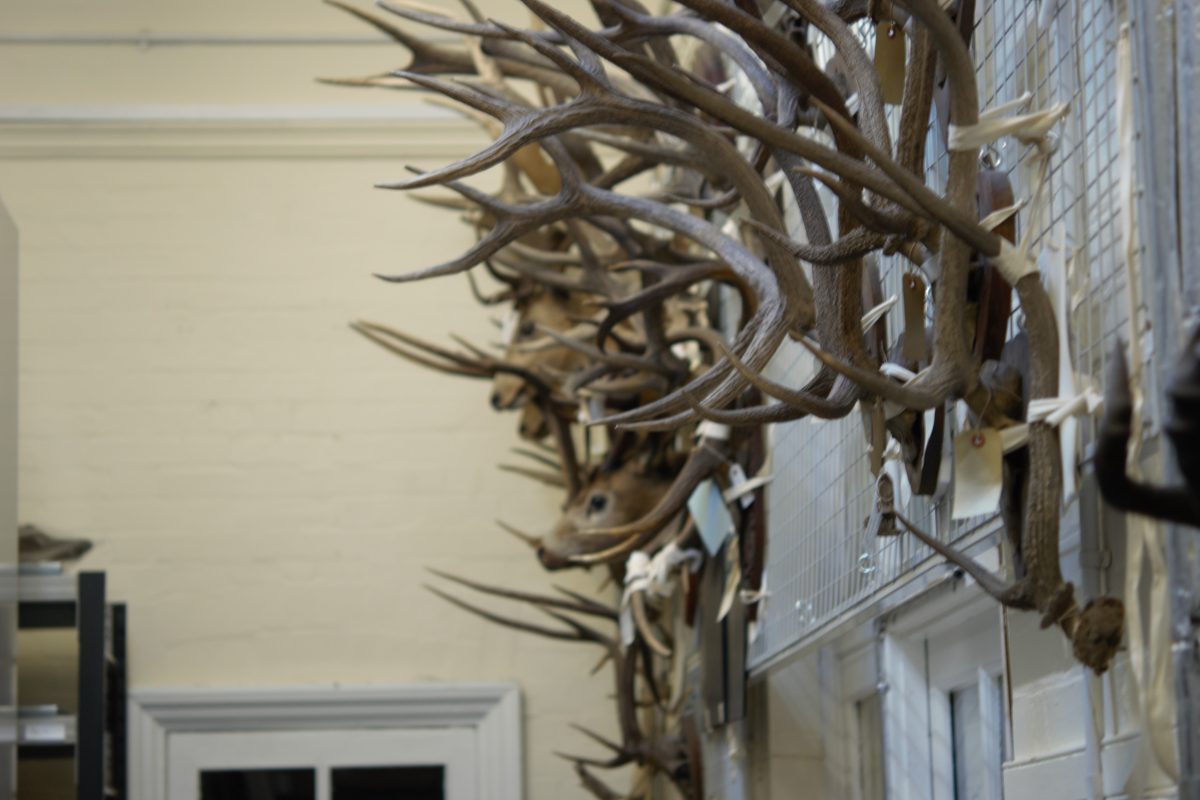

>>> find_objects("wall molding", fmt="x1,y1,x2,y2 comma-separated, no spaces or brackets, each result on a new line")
128,683,522,800
0,107,485,159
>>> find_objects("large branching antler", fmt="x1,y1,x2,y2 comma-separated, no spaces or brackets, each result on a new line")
367,25,819,422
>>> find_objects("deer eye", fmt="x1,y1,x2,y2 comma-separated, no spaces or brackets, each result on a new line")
518,321,536,338
587,493,608,514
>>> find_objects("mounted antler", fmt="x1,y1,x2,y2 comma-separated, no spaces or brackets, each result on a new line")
426,572,699,796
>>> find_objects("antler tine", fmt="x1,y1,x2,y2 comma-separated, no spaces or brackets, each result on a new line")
569,129,698,170
352,321,485,369
448,333,493,361
741,219,892,265
792,167,921,237
496,518,540,548
406,189,484,212
376,0,514,38
798,336,957,410
375,178,576,285
554,751,634,769
570,723,626,754
324,0,475,75
504,240,582,267
325,0,585,101
489,15,612,90
573,762,630,800
656,186,741,211
553,585,618,617
510,445,561,470
892,512,1019,604
492,251,608,296
427,568,619,619
315,72,415,90
465,270,516,306
595,263,738,349
350,321,493,378
710,336,861,419
630,591,671,657
426,584,588,641
533,325,675,377
498,463,567,487
680,391,846,426
535,605,615,648
589,650,613,676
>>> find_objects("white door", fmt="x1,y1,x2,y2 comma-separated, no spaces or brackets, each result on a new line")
167,727,477,800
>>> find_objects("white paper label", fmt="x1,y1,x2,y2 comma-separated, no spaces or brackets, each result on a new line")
688,479,735,555
726,463,755,509
952,428,1003,519
500,308,519,346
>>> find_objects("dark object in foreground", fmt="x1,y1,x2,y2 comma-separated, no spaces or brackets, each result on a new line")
1096,327,1200,528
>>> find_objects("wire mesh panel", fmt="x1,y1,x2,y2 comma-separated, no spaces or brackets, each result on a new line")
748,0,1138,670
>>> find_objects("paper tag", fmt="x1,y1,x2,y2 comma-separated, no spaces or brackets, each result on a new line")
24,722,67,742
902,273,927,363
952,428,1003,519
688,479,735,555
875,22,906,105
500,308,519,346
696,421,731,441
726,463,755,509
718,538,742,622
588,395,604,424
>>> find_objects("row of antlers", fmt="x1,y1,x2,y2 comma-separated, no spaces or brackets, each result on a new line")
326,0,1198,794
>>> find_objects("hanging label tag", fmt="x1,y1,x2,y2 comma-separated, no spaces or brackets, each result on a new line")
500,308,519,346
688,479,735,555
588,395,604,424
726,463,755,509
951,428,1003,519
875,22,906,106
902,273,928,363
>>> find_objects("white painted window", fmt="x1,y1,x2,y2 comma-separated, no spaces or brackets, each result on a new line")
169,727,476,800
128,684,522,800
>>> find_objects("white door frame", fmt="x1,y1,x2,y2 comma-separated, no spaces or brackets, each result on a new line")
128,683,521,800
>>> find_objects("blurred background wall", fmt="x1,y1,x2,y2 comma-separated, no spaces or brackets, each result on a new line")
0,1,615,796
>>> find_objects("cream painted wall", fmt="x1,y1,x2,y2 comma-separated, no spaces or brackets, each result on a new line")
1,1,623,797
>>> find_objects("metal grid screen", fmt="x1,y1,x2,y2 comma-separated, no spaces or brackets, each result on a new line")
748,0,1138,669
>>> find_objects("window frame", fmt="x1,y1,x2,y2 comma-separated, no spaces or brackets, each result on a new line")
128,683,522,800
